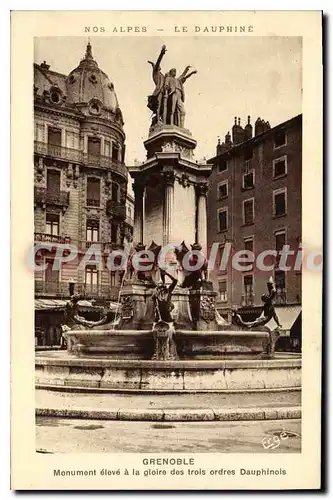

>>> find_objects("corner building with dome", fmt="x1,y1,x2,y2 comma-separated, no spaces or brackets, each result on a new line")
34,43,133,345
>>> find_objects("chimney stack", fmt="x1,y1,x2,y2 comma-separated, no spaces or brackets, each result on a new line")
244,115,253,141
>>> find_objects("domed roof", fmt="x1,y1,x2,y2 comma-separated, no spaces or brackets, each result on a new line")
65,42,119,111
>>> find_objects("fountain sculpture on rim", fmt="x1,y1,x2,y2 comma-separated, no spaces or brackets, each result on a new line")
62,45,280,361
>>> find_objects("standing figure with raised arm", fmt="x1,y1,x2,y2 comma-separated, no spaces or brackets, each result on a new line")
164,65,198,128
147,44,167,123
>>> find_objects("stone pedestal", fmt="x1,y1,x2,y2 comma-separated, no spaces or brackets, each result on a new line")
118,281,193,332
189,282,219,331
129,125,211,249
118,281,155,330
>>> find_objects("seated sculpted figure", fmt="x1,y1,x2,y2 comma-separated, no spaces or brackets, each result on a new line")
233,277,282,329
62,294,108,332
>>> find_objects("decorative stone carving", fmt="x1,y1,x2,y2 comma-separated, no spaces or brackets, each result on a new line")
73,165,80,188
161,142,175,153
105,172,112,194
121,296,134,319
200,296,216,322
195,181,209,197
163,170,176,186
179,173,190,187
66,163,73,187
35,157,44,183
175,144,192,158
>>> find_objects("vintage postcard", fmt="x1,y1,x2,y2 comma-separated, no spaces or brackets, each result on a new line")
11,10,322,490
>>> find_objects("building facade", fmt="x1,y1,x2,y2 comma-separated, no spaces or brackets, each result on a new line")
207,114,302,343
34,42,132,309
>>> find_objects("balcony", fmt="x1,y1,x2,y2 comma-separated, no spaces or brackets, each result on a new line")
35,280,69,297
34,141,81,163
76,283,119,301
34,187,70,209
106,199,126,220
34,232,71,244
34,141,128,180
35,280,119,300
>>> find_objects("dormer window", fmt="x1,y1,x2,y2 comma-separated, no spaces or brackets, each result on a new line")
49,86,62,104
50,91,60,103
89,99,102,116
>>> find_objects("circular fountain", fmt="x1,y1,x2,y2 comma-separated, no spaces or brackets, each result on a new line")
35,44,301,400
35,278,301,393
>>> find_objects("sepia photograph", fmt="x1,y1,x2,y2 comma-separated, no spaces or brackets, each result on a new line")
10,10,322,490
34,35,303,454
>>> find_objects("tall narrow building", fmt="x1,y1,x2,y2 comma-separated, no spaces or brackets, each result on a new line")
34,43,132,345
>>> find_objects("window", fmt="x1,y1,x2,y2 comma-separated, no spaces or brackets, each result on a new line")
112,143,120,161
243,170,255,189
50,91,60,104
243,237,254,270
243,275,254,305
218,280,227,302
86,178,100,207
275,230,286,268
218,208,228,232
275,231,286,253
244,237,254,253
274,130,287,149
218,159,228,173
44,258,60,292
110,272,117,287
217,181,228,200
46,170,60,197
111,222,118,243
111,182,119,201
86,220,99,242
85,265,98,285
87,136,101,155
273,156,287,178
274,270,286,304
47,127,61,146
243,199,254,225
104,140,111,157
273,188,287,217
46,213,59,236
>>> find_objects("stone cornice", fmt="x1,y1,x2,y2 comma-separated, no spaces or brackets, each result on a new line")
128,153,212,178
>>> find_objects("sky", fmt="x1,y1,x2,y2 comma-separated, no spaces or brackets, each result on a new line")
34,36,302,164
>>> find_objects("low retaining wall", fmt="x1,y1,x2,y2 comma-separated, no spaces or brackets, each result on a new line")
36,354,301,392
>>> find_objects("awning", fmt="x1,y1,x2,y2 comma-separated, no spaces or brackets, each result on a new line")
266,305,301,332
35,299,104,312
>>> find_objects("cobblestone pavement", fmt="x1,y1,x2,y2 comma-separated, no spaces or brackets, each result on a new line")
36,389,301,411
36,417,301,453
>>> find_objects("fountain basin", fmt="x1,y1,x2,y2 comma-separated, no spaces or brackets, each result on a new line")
35,351,301,392
64,328,272,359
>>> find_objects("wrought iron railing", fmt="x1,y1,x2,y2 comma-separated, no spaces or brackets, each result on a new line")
34,232,71,244
33,235,123,254
35,280,119,300
106,199,126,219
34,141,127,179
34,186,70,208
